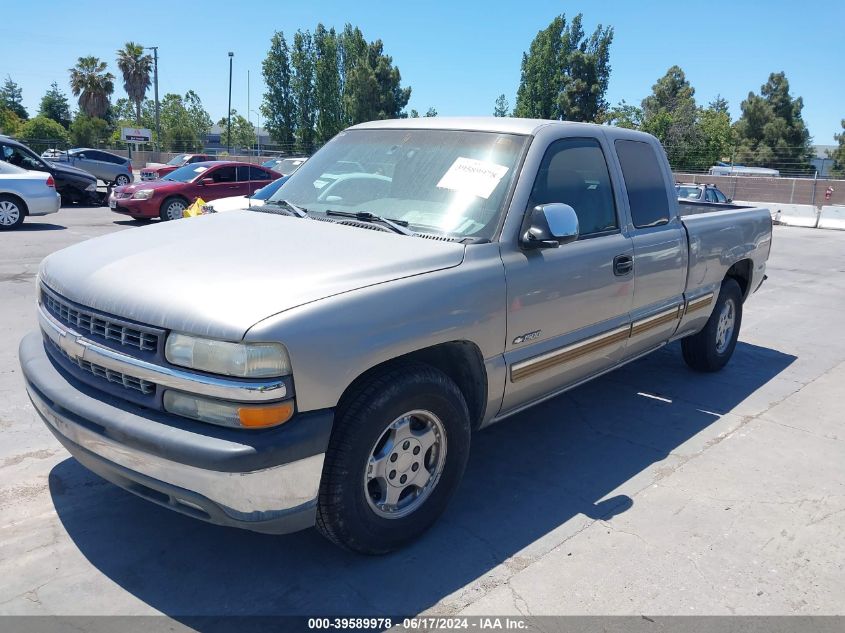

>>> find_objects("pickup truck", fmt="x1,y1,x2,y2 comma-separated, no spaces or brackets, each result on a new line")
20,118,772,554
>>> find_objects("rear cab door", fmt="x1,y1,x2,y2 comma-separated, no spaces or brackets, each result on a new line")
498,125,634,415
609,135,688,358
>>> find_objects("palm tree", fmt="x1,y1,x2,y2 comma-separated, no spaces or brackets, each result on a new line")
68,56,114,119
116,42,152,125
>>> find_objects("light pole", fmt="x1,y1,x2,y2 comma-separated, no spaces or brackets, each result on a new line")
145,46,160,154
227,52,234,154
250,108,261,156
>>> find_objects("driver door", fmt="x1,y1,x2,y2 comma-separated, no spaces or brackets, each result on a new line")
500,135,634,414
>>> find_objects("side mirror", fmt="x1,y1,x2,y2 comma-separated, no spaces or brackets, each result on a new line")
521,203,579,249
727,198,733,203
199,177,214,186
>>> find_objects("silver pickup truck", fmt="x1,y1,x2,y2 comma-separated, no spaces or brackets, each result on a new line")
20,118,772,553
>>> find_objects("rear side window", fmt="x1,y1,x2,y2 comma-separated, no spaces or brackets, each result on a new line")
529,137,618,237
615,140,671,228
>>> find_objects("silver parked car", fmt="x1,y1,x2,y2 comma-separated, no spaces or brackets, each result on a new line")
45,148,133,186
0,161,61,230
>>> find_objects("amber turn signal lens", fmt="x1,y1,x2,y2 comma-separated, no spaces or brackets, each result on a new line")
238,401,295,428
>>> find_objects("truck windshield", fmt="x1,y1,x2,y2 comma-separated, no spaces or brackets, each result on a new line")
266,128,529,240
167,154,188,166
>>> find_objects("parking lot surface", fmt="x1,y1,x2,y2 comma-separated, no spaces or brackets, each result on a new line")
0,208,843,619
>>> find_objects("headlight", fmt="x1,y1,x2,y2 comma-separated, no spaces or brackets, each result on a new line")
163,391,295,428
85,183,97,191
132,189,154,200
165,333,291,378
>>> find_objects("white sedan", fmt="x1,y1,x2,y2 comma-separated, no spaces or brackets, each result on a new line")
0,161,61,230
201,176,290,214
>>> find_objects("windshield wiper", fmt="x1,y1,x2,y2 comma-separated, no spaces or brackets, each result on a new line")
325,209,414,236
260,199,309,217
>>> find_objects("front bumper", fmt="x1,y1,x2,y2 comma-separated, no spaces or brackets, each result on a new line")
108,194,158,217
20,331,333,534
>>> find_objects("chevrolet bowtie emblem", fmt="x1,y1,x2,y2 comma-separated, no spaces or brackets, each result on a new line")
59,332,86,360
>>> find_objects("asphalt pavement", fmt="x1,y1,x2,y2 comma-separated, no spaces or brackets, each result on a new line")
0,208,842,622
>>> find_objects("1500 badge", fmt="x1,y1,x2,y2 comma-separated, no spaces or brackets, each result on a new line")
513,330,541,345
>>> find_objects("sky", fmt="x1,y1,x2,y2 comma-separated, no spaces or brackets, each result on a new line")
2,0,843,144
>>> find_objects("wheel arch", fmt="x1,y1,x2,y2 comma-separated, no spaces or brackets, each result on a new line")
725,258,753,301
336,340,489,430
0,191,29,216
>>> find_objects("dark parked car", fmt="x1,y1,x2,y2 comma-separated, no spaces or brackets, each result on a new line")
0,135,99,204
45,148,133,186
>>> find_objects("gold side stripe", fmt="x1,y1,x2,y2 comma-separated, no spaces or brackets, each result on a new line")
685,292,714,315
630,305,682,337
510,325,632,383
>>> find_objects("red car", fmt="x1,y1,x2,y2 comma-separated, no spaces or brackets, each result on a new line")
140,153,214,181
109,161,278,220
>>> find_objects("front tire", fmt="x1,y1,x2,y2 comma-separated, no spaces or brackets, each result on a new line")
682,278,743,372
0,195,26,230
159,197,187,221
316,364,471,554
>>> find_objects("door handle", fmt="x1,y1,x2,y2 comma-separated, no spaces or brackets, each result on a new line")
613,254,634,276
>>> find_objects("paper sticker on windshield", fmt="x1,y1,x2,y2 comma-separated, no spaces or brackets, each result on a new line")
436,157,509,199
192,166,208,174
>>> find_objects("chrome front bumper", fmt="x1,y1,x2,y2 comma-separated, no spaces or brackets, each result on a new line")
20,332,332,534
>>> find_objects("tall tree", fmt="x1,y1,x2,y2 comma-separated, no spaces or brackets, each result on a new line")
116,42,153,125
493,94,510,117
20,116,70,152
709,95,729,115
601,99,642,129
513,13,613,122
291,30,317,152
424,107,437,117
38,82,72,128
156,91,212,152
696,105,733,168
1,76,28,120
261,31,297,149
640,66,700,169
314,24,344,144
733,72,813,174
69,56,114,119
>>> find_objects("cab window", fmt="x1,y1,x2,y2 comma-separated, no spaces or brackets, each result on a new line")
528,137,618,237
615,139,671,228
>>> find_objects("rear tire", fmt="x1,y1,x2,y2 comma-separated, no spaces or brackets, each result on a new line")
316,363,471,554
115,174,131,186
682,278,743,372
0,194,26,230
159,197,187,221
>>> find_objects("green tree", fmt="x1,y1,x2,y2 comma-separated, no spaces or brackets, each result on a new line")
69,114,110,147
217,110,255,151
640,66,700,169
261,31,297,149
493,94,510,117
830,120,845,176
1,76,28,120
709,95,729,115
157,91,212,152
514,13,613,122
19,116,70,152
601,99,642,129
409,109,419,118
696,105,733,168
69,56,115,119
314,24,344,144
733,72,813,174
116,42,153,125
291,30,317,152
38,82,72,128
0,107,24,135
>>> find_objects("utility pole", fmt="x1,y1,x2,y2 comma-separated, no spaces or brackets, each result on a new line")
227,52,234,154
146,46,161,153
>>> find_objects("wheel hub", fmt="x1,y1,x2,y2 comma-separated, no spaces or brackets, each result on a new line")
0,200,20,225
364,409,447,519
715,298,735,354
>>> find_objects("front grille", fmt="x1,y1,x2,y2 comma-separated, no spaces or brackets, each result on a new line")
47,338,155,395
42,287,160,354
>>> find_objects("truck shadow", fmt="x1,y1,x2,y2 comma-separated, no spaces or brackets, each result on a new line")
48,341,794,619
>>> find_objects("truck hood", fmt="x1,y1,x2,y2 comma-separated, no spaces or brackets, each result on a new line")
39,211,466,340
